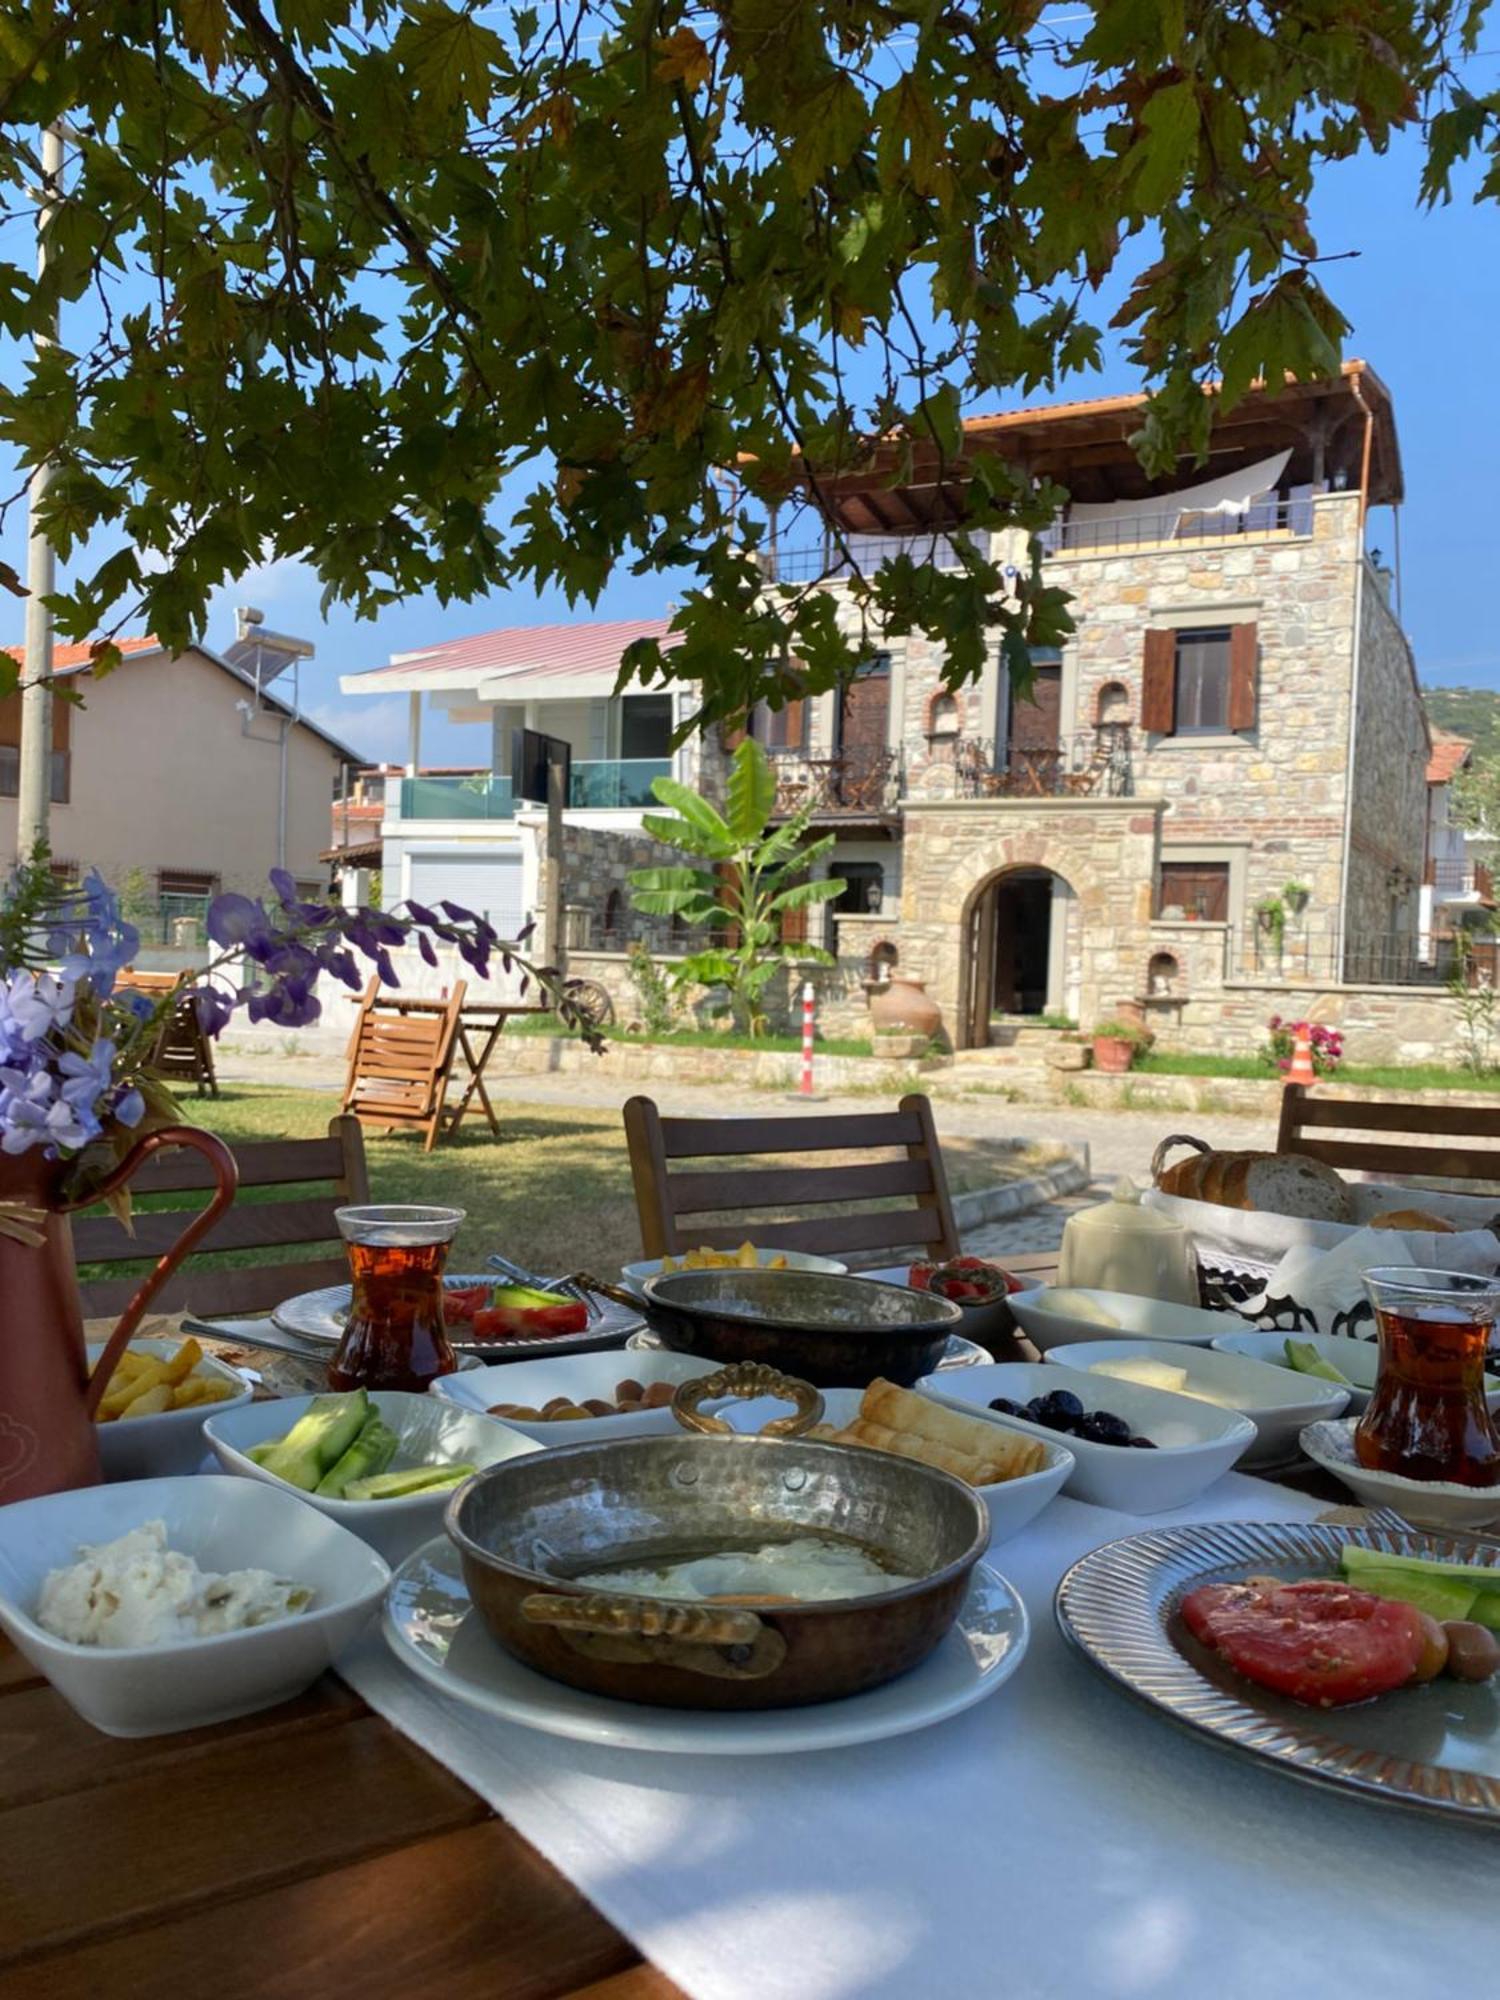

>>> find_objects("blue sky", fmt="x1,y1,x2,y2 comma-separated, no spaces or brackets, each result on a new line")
3,38,1498,766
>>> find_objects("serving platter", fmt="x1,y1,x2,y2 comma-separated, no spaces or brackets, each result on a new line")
1055,1517,1500,1823
272,1274,642,1360
384,1538,1029,1754
625,1326,991,1369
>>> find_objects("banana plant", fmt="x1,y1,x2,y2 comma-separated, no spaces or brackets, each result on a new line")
629,740,846,1036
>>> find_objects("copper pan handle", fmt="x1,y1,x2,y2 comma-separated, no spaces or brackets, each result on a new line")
520,1590,788,1680
671,1361,824,1437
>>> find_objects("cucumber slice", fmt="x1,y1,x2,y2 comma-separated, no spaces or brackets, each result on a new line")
1341,1544,1500,1602
1284,1338,1352,1386
1352,1571,1478,1621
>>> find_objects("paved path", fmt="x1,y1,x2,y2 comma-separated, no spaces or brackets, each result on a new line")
216,1049,1278,1260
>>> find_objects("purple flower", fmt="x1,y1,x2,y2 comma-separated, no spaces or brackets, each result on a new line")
207,892,270,950
191,984,236,1037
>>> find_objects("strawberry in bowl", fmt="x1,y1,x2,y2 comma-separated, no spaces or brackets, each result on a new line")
907,1258,1023,1354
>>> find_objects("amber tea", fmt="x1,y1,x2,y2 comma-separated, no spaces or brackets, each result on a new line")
329,1205,465,1393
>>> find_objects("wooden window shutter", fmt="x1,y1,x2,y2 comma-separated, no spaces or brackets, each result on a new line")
779,870,809,945
720,718,747,753
714,861,742,948
781,698,805,750
1227,623,1258,732
1141,629,1176,734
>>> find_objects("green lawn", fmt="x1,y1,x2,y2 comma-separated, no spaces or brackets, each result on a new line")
506,1014,876,1057
84,1086,1064,1289
1137,1053,1500,1092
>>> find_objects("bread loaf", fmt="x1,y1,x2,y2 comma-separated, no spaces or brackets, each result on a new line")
1152,1133,1354,1222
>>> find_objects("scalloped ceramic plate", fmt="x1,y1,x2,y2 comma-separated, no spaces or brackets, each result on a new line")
272,1274,641,1360
1299,1418,1500,1532
1055,1517,1500,1822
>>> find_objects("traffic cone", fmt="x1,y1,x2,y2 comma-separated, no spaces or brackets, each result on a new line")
1286,1026,1317,1087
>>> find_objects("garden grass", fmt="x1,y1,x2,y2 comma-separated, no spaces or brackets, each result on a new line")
80,1085,1067,1290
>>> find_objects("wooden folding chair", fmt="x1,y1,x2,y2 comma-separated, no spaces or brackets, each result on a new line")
1277,1083,1500,1188
117,970,218,1097
74,1115,370,1319
623,1093,962,1264
341,979,467,1151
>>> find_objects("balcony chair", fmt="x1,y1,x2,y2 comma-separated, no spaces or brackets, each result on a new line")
623,1092,962,1264
1277,1083,1500,1190
74,1115,370,1319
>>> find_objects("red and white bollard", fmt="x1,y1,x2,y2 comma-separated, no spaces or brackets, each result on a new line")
799,982,816,1096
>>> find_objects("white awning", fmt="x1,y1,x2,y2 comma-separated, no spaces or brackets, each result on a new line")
1066,450,1292,530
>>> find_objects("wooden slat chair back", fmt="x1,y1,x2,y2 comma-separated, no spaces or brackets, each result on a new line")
117,970,218,1098
623,1092,962,1263
74,1115,371,1319
341,979,467,1151
1277,1083,1500,1188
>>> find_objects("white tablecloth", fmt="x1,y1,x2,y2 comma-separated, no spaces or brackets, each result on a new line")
340,1474,1499,2000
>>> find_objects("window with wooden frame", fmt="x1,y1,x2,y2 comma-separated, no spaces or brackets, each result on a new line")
157,868,219,898
0,684,71,802
1141,624,1257,737
754,697,805,752
1157,861,1231,923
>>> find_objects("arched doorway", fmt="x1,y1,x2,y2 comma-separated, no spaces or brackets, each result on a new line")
962,866,1075,1046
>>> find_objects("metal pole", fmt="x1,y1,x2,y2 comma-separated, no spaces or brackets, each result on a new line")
799,981,816,1096
17,123,65,857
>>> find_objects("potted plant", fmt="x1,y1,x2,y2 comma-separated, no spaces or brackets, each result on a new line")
1283,880,1311,917
1091,1019,1148,1073
1255,895,1286,951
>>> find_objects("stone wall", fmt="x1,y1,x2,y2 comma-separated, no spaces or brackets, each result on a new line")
1345,569,1429,952
1163,977,1465,1066
898,797,1165,1040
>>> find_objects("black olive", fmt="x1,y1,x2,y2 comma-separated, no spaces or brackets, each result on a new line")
988,1396,1024,1416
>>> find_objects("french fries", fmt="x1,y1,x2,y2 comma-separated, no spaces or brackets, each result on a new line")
95,1338,238,1423
659,1242,790,1273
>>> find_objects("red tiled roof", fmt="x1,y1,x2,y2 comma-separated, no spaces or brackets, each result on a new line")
1427,733,1471,786
2,635,161,675
369,616,683,683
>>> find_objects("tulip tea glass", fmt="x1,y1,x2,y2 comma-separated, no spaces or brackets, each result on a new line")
1356,1267,1500,1488
330,1205,466,1392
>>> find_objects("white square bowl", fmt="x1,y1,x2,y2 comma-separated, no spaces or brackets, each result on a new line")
204,1392,538,1564
89,1338,254,1482
1212,1328,1500,1419
1043,1337,1349,1467
1008,1287,1249,1352
0,1475,389,1737
918,1361,1256,1514
717,1386,1074,1546
427,1348,721,1447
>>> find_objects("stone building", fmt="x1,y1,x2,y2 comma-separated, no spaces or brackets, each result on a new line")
747,361,1443,1054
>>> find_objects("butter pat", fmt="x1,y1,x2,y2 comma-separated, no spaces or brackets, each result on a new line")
1089,1357,1187,1393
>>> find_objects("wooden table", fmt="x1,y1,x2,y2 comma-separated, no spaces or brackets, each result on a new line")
2,1248,1313,1995
378,996,547,1141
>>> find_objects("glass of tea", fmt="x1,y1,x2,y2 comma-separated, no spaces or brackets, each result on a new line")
329,1205,467,1393
1356,1266,1500,1488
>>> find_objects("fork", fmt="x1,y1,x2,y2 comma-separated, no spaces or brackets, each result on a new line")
486,1253,599,1322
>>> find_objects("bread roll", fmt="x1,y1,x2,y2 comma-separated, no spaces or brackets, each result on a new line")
1370,1208,1455,1233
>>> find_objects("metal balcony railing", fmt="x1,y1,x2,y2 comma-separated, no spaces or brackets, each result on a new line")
1431,858,1491,901
397,774,516,821
1040,497,1308,555
568,758,672,809
767,748,902,816
935,726,1134,799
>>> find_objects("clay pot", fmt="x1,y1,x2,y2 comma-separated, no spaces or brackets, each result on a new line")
1091,1035,1136,1074
868,974,942,1040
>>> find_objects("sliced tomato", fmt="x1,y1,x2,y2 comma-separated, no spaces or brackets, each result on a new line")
1182,1577,1427,1708
472,1299,589,1341
443,1285,490,1324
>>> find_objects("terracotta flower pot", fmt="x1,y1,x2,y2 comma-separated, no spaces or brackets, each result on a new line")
868,974,943,1041
1091,1035,1136,1074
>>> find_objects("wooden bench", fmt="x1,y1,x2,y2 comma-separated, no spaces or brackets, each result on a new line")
74,1116,370,1318
341,980,466,1152
1277,1082,1500,1188
623,1092,962,1263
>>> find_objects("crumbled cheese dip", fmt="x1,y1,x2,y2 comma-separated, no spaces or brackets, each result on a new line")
36,1520,312,1648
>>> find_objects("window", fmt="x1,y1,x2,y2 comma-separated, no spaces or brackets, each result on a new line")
1157,862,1230,923
1174,629,1231,733
619,694,674,760
0,746,69,802
833,862,884,914
602,889,623,939
1141,624,1258,736
755,699,805,751
158,869,219,898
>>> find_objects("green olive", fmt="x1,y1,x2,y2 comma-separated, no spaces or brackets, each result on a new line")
1411,1613,1450,1683
1442,1621,1500,1682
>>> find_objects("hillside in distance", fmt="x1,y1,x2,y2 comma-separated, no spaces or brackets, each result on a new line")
1422,685,1500,765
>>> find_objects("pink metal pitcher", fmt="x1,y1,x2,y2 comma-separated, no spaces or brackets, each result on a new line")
0,1126,238,1502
